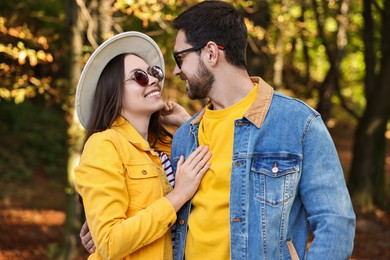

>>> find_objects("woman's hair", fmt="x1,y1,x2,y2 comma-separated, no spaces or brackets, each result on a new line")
84,53,172,147
173,0,248,69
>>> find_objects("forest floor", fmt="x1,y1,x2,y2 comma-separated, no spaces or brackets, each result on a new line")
0,123,389,260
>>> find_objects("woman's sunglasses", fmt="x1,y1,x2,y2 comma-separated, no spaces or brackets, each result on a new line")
126,66,164,87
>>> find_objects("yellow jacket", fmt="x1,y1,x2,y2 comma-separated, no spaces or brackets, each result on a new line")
75,117,176,260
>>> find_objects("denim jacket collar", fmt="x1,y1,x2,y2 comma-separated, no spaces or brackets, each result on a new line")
190,77,274,128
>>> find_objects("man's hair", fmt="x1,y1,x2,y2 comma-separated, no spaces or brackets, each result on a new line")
173,0,248,69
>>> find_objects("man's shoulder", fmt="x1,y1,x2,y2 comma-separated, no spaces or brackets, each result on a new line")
271,90,320,117
175,111,201,134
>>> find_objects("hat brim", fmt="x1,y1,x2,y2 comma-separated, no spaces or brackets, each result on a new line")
75,31,165,129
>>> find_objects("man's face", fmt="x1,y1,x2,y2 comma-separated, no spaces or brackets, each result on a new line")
173,30,214,100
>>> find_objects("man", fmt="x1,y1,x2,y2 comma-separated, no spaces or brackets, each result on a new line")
170,1,355,260
81,1,355,259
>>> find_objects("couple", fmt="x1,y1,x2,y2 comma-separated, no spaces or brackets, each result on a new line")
75,1,356,260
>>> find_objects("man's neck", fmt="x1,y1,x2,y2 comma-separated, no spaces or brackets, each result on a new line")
208,67,254,110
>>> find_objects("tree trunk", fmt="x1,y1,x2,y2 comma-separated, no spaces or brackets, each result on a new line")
99,0,113,39
245,1,271,78
348,0,390,211
61,1,113,258
315,0,350,123
350,114,387,211
62,0,85,258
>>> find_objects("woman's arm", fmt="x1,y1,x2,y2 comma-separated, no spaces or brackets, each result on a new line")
160,101,191,128
77,133,211,257
75,133,176,259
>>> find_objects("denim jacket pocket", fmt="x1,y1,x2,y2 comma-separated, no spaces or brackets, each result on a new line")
126,164,160,210
251,155,300,206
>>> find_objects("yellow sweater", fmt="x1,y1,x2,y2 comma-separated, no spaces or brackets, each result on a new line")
75,117,176,260
185,85,258,260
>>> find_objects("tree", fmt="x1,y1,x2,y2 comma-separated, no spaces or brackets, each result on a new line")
348,0,390,211
61,0,85,258
314,0,358,123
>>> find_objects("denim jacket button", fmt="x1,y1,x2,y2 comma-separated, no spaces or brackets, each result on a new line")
234,161,244,166
272,161,279,173
232,217,243,222
179,219,185,225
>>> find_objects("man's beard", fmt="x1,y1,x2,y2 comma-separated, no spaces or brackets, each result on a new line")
187,59,214,100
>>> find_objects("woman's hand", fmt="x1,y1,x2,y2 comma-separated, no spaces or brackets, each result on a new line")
80,221,96,254
160,101,191,128
165,146,211,211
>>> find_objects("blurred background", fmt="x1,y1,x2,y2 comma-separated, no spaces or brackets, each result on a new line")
0,0,389,259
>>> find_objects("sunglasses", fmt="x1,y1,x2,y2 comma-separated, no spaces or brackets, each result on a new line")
126,66,164,87
173,44,225,69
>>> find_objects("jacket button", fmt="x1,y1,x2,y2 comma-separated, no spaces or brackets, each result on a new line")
272,161,279,174
141,170,147,175
179,219,185,225
234,161,244,166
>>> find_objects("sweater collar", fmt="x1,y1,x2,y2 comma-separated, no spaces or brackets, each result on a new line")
190,77,274,128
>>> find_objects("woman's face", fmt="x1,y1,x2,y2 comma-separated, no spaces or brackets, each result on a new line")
121,54,165,120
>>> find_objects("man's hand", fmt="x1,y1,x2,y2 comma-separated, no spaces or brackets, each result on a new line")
80,221,96,254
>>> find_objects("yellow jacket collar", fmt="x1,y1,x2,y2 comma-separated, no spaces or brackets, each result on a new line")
111,116,151,151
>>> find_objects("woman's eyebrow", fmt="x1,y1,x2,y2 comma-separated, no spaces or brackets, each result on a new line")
126,66,151,76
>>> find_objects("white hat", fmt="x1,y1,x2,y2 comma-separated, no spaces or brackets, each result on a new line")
75,31,165,129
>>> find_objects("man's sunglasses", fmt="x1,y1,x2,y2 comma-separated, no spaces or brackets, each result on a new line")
126,66,164,87
173,44,225,69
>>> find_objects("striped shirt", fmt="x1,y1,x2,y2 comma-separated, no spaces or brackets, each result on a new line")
156,150,176,243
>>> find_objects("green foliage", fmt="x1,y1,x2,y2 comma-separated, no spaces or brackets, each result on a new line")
0,0,386,196
46,242,62,259
0,0,67,104
0,99,67,182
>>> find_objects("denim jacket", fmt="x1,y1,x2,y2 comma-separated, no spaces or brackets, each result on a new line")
171,77,355,260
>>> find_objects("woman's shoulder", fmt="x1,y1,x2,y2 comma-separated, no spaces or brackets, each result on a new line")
84,129,122,149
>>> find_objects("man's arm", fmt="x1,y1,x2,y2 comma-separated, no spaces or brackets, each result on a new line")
300,115,356,259
80,221,96,254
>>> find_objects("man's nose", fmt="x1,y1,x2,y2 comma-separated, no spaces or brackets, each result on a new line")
173,64,181,76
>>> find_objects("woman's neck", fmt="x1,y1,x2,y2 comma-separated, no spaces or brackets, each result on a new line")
121,113,150,140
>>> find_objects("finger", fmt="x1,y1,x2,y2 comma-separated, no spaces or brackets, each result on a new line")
86,239,95,251
195,162,211,180
184,146,207,165
165,101,173,111
80,221,89,237
85,230,93,241
187,146,210,168
162,103,169,113
81,233,90,246
176,155,184,169
193,152,212,171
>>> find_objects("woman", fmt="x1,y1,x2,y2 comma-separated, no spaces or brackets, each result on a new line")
74,32,211,260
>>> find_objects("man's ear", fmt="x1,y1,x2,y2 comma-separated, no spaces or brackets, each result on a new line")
205,41,220,66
